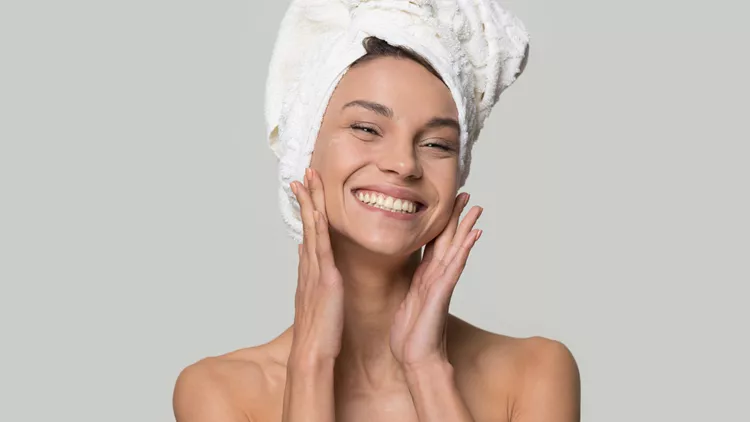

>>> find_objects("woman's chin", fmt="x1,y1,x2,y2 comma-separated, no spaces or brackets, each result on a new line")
347,231,421,258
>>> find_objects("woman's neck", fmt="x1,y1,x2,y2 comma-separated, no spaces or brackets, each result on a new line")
331,236,421,391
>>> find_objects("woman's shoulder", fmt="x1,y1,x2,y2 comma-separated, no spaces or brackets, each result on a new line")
448,315,580,419
448,314,577,371
173,333,292,421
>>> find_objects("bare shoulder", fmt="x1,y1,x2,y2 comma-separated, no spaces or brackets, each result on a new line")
508,336,580,421
448,316,581,421
449,316,578,378
173,337,290,422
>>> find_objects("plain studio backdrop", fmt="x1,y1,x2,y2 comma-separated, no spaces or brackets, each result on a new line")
1,0,748,421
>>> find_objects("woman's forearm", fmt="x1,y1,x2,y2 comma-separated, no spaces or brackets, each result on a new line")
404,360,475,422
282,358,336,422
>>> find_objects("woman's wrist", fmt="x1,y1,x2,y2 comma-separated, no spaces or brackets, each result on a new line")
403,359,476,422
287,349,337,375
283,352,337,422
403,357,454,387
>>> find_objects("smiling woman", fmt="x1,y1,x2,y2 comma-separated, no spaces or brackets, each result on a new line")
311,49,462,257
173,1,579,422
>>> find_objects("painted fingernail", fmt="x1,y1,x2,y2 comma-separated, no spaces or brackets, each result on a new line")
463,193,471,205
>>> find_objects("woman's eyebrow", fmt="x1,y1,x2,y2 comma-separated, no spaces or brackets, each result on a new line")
342,100,459,132
342,100,394,118
423,117,460,132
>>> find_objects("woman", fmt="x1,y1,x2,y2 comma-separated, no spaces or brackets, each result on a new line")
174,1,580,421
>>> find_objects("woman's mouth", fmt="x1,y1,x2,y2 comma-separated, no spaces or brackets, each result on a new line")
352,189,422,215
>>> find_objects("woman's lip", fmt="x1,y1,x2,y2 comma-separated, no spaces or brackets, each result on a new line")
351,191,422,220
351,184,426,206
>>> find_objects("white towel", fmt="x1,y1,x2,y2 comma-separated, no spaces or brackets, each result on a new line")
265,0,530,242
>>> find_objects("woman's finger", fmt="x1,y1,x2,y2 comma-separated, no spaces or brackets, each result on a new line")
295,240,310,310
308,168,328,216
421,239,436,266
419,194,470,282
412,240,434,289
431,193,470,258
442,206,483,265
292,178,317,261
444,229,482,286
313,210,337,283
298,242,309,277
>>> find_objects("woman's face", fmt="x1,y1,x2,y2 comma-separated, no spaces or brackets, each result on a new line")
310,56,460,256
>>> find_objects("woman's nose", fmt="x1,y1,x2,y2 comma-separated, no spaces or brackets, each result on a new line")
376,140,423,180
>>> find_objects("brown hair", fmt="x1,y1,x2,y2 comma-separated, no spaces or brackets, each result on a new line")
350,36,444,83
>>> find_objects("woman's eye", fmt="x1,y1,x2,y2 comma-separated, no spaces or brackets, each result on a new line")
424,142,453,151
351,124,379,136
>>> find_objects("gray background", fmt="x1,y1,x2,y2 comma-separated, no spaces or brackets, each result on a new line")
1,0,748,421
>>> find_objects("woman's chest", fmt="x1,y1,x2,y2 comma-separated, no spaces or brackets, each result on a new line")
334,392,420,422
332,382,511,422
246,366,514,422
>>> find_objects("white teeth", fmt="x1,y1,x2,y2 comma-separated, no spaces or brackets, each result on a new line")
354,190,418,214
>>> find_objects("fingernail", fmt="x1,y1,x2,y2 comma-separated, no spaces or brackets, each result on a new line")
463,193,470,205
290,182,298,194
305,168,312,180
476,230,483,241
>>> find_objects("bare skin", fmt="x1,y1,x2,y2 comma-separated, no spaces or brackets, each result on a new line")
174,56,580,422
174,320,578,422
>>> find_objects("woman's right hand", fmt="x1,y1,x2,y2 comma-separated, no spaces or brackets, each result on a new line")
288,168,344,368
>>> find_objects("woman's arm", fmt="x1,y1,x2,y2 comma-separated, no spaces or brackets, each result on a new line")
282,357,336,422
404,359,475,422
282,169,344,422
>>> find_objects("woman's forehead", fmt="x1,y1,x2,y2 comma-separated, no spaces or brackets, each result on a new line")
329,57,459,118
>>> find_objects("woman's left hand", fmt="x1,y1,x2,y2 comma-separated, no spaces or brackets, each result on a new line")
390,193,483,370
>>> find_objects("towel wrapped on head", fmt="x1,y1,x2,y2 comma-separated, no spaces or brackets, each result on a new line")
265,0,530,242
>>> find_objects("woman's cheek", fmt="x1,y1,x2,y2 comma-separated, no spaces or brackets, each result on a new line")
317,134,361,167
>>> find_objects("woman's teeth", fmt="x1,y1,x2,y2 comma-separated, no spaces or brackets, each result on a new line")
355,191,418,214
